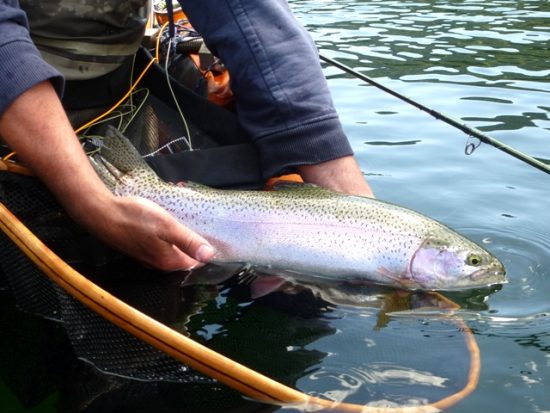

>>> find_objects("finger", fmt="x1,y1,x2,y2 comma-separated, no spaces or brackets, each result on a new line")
137,242,202,272
171,231,216,263
161,244,205,271
160,222,216,263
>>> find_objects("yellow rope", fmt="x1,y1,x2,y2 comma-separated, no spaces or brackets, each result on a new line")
74,23,169,135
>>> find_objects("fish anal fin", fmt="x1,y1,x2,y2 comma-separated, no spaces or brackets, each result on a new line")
250,276,287,299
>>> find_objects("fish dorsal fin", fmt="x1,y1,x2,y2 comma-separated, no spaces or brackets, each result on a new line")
179,180,209,190
270,180,319,191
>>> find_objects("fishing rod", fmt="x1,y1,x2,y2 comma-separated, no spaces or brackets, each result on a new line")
319,53,550,175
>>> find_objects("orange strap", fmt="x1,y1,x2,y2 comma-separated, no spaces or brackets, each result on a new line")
264,173,304,190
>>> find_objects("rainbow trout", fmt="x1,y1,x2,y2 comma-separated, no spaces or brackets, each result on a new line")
89,127,506,291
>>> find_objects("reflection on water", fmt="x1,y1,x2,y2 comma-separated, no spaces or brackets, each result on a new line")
0,263,480,412
295,0,549,80
307,363,445,405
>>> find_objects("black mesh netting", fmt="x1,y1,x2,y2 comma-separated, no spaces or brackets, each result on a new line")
0,172,214,386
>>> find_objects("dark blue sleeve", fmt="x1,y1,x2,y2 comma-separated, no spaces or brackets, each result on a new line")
0,1,63,117
179,0,354,178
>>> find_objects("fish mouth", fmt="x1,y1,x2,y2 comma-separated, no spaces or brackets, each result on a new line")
470,265,507,284
445,267,507,291
408,252,507,291
432,270,507,292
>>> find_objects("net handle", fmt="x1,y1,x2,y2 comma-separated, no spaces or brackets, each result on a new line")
0,199,479,412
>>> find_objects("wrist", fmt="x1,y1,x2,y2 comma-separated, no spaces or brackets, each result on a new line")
297,156,375,198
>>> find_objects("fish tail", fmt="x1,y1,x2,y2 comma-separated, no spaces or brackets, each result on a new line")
88,126,160,193
89,155,118,192
99,126,153,174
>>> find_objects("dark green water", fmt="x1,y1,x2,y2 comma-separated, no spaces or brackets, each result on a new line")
1,1,549,412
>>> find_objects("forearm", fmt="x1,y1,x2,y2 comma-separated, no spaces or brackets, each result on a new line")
298,156,375,198
181,0,354,177
0,4,215,271
0,81,113,223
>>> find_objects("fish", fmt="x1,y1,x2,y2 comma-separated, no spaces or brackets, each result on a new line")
89,126,506,291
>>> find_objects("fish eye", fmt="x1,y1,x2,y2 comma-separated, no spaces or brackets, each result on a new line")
466,254,483,266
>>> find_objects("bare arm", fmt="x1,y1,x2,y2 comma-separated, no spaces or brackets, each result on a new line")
0,80,214,270
298,155,375,198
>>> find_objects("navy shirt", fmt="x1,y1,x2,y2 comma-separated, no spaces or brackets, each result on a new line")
0,0,63,117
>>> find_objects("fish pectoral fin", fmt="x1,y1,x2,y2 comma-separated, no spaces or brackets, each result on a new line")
377,266,418,290
377,266,398,280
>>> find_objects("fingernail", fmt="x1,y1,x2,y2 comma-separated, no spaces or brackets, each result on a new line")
196,244,215,262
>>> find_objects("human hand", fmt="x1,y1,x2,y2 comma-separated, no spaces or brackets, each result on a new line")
80,195,215,271
297,155,375,198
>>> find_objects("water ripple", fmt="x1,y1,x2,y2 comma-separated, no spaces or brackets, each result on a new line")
456,225,550,315
304,362,446,405
294,0,550,83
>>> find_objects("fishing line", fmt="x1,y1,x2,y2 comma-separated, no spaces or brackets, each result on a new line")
164,36,193,151
74,22,169,136
319,53,550,175
142,136,192,158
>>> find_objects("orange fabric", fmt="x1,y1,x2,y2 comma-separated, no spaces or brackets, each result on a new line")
188,54,234,108
264,173,303,190
154,8,187,25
